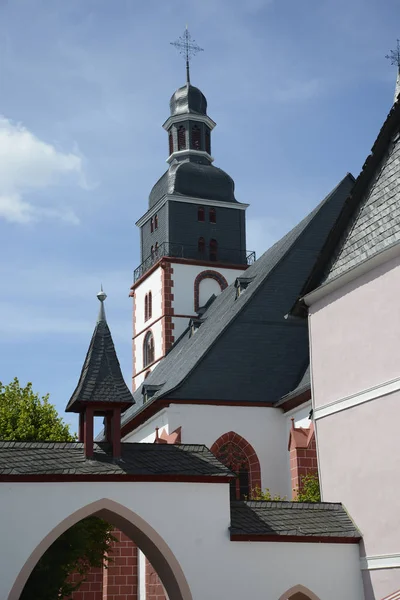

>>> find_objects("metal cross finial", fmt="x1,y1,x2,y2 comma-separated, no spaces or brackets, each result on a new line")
386,39,400,71
170,26,204,84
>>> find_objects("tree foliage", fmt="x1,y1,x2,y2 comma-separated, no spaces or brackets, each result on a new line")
1,378,114,599
248,486,287,501
0,377,75,441
296,471,321,503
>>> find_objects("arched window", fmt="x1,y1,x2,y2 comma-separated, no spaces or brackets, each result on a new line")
209,208,216,223
205,128,211,154
143,331,155,368
209,239,218,261
177,126,186,151
144,294,148,321
154,242,159,257
148,291,152,319
192,125,201,150
150,217,154,233
151,245,154,255
218,442,250,500
154,214,158,229
168,131,173,155
211,432,261,502
198,237,205,254
198,206,205,222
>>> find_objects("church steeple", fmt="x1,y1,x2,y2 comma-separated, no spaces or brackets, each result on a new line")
66,289,134,458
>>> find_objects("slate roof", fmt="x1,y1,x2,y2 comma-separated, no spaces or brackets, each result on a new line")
123,173,354,428
66,317,134,412
295,100,400,299
230,501,360,540
149,161,238,208
277,365,311,406
169,84,207,116
0,441,232,477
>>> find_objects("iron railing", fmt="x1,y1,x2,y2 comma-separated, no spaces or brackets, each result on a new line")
133,242,256,283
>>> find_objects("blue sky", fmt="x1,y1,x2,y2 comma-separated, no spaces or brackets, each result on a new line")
0,0,398,434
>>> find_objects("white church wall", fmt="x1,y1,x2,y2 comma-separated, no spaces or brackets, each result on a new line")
171,263,244,315
171,315,190,340
198,277,222,308
123,409,169,443
167,403,290,499
1,480,365,600
134,267,163,333
133,319,163,386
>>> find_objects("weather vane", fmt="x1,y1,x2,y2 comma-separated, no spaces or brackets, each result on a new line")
386,39,400,71
170,26,204,84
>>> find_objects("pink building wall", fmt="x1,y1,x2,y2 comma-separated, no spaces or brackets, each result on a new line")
309,252,400,600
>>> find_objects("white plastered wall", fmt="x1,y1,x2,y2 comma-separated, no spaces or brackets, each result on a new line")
1,480,365,600
123,409,170,443
134,319,163,388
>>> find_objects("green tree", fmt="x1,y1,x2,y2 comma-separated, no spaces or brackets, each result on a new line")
0,378,114,599
296,471,321,503
0,378,74,441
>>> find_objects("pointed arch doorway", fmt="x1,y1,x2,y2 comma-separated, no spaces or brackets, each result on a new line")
278,584,321,600
9,498,192,600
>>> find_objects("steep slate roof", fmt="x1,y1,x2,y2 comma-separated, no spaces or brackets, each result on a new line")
294,100,400,300
0,442,232,478
230,501,360,540
66,316,134,412
123,173,354,427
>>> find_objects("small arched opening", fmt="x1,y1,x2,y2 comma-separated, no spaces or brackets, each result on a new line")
278,584,321,600
10,498,192,600
210,431,261,500
143,331,155,368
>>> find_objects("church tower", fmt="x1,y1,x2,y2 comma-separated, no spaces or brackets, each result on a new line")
130,30,253,391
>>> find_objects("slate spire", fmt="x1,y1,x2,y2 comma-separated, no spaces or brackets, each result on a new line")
66,289,134,459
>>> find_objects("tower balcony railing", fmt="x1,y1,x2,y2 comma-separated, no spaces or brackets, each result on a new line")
133,242,256,283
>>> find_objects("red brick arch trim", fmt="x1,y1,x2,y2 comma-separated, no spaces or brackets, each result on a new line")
210,431,261,493
194,270,228,312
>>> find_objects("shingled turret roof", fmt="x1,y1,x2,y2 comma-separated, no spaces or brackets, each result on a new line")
66,289,134,413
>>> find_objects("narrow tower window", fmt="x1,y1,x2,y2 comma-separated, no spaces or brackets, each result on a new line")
151,245,154,256
155,242,159,257
178,126,186,150
154,214,158,229
192,125,201,150
168,131,174,155
144,294,148,321
150,217,154,233
210,239,218,261
209,208,216,223
198,206,205,222
198,237,205,254
143,331,155,368
148,291,152,319
205,128,211,154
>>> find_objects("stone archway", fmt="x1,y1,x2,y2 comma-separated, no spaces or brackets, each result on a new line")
8,498,192,600
278,584,321,600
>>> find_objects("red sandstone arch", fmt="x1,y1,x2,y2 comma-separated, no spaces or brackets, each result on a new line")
210,431,261,495
278,584,321,600
9,498,192,600
194,269,228,311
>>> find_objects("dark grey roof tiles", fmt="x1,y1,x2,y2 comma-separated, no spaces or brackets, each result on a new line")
230,501,360,539
170,84,207,116
277,365,311,405
123,174,354,427
0,441,232,477
66,319,134,412
149,161,238,208
327,131,400,281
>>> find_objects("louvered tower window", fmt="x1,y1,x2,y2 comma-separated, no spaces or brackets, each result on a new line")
168,131,174,155
210,239,218,261
209,208,216,223
198,206,205,221
143,331,155,368
205,128,211,154
192,125,201,150
198,237,205,254
178,126,186,150
148,291,152,319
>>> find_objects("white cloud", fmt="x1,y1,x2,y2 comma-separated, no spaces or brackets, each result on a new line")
0,116,84,224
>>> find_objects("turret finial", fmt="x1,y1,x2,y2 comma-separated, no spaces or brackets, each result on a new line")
97,285,107,322
170,26,204,85
386,39,400,103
